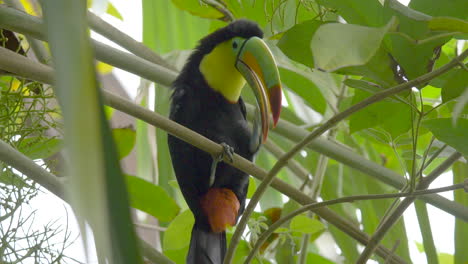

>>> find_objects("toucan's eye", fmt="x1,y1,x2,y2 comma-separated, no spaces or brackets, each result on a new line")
232,41,238,49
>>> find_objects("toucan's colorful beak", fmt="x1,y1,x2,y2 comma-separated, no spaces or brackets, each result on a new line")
235,37,282,143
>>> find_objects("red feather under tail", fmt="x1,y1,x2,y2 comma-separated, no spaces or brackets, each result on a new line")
200,188,240,232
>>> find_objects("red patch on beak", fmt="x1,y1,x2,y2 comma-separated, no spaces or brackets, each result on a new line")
269,85,282,127
200,188,240,233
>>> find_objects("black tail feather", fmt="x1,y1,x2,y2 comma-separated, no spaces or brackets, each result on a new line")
187,223,226,264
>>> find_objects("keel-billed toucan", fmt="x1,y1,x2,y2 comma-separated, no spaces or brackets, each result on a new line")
168,20,281,264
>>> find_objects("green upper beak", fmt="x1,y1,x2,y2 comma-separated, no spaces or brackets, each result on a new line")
235,37,282,145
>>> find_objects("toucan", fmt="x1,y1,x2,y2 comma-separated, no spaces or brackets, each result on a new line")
168,19,282,264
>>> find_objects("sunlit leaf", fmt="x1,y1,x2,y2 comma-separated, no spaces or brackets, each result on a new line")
311,18,396,71
289,214,325,235
106,2,123,20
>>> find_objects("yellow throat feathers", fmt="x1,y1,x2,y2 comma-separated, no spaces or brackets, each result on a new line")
199,40,246,103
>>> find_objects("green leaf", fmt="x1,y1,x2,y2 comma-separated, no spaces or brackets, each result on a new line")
422,118,468,156
422,85,442,99
453,88,468,124
349,89,412,138
311,18,395,71
171,0,224,19
453,162,468,264
126,175,180,222
409,0,468,20
277,20,324,68
438,253,454,264
441,69,468,102
16,137,62,160
163,210,194,261
429,17,468,33
289,215,325,235
338,46,398,87
247,176,256,199
106,2,123,21
279,68,326,114
112,128,136,160
305,253,335,264
316,0,386,27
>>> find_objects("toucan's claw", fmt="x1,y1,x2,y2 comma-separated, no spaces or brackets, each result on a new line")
209,143,235,187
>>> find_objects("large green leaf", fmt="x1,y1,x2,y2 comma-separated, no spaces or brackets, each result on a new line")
311,19,395,71
279,68,326,114
453,162,468,264
16,137,62,160
126,175,180,222
422,118,468,156
277,20,324,68
441,69,468,102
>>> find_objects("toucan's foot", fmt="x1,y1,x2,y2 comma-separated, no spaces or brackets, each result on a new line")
219,142,234,163
209,143,235,186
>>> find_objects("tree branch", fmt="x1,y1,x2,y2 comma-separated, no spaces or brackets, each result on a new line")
245,181,465,264
356,152,462,263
